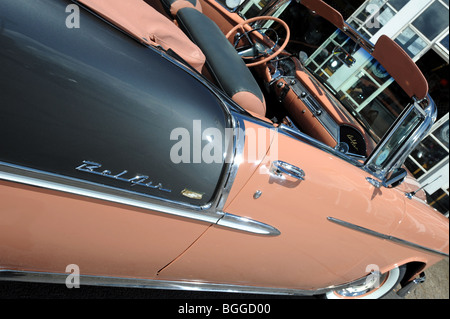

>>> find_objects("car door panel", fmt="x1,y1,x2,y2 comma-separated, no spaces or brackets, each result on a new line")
0,179,211,278
0,0,227,278
157,124,407,289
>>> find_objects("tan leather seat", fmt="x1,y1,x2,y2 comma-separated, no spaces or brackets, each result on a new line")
78,0,206,73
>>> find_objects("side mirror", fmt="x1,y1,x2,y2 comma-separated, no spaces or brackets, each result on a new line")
382,168,407,188
331,46,356,68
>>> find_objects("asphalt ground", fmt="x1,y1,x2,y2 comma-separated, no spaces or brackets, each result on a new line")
0,258,447,299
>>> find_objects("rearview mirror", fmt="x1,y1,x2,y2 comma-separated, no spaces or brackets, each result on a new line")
331,46,356,68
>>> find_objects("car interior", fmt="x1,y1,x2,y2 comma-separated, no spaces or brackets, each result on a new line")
76,0,423,160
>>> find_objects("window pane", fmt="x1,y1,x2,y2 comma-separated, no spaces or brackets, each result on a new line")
412,1,449,40
346,75,378,105
410,135,448,171
433,120,449,148
359,81,411,140
440,34,449,50
395,27,428,58
370,107,423,168
365,5,395,34
358,0,385,21
312,41,342,73
405,157,425,178
364,59,391,85
389,0,409,11
426,188,449,216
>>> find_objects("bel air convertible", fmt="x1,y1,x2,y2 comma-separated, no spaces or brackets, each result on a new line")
0,0,448,299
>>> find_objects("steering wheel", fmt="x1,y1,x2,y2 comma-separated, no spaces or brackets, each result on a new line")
225,16,290,67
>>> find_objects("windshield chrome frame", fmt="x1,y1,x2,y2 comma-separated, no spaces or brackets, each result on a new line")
363,95,437,182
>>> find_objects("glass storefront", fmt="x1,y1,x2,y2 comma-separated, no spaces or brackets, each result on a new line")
405,114,449,216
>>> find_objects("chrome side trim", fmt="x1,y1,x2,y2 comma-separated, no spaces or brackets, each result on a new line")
327,217,449,258
212,114,245,211
217,213,281,236
0,269,342,297
0,161,279,236
0,163,222,224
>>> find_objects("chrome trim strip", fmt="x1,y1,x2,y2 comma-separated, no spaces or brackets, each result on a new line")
364,96,436,180
0,269,340,296
213,114,245,211
0,163,222,224
215,113,281,237
327,217,449,258
0,161,279,236
217,213,281,236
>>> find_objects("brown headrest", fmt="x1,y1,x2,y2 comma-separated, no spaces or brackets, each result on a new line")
373,35,428,99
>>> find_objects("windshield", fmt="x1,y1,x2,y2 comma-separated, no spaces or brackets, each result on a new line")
303,30,412,143
367,106,424,173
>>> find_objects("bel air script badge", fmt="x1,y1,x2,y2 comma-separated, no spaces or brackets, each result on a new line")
76,160,171,193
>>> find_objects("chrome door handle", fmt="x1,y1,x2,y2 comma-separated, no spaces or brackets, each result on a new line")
270,160,305,181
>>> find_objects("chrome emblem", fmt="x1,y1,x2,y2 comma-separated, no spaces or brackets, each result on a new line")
76,161,171,193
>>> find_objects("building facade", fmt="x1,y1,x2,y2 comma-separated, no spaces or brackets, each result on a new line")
306,0,449,216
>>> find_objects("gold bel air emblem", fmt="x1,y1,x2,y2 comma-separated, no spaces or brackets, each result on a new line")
181,188,204,200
